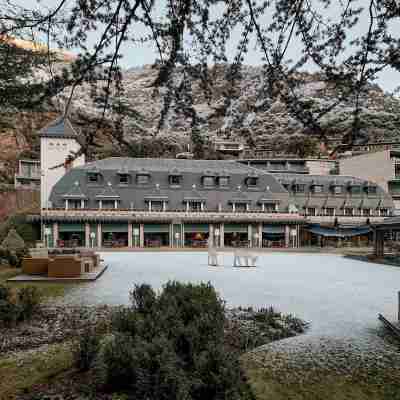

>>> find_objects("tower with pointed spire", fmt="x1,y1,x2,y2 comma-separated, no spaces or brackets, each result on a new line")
40,116,85,209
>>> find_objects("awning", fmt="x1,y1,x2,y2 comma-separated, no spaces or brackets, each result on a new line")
224,224,248,233
307,225,371,238
102,223,128,233
59,223,85,232
144,224,170,233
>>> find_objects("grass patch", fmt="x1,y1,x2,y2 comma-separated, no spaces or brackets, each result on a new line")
0,266,20,283
241,356,400,400
0,265,68,299
0,341,74,400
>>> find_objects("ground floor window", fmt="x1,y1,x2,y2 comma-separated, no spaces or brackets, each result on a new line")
324,208,335,216
262,233,285,248
144,232,169,247
184,232,209,247
224,232,248,247
102,232,128,247
58,232,84,247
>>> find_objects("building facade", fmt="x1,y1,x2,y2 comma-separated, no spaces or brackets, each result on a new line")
238,158,338,176
29,117,394,249
14,159,41,190
339,150,400,210
40,117,85,209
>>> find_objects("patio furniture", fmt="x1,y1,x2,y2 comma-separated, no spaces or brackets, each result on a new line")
48,255,83,278
22,258,50,275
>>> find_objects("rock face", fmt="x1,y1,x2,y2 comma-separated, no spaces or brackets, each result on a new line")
1,65,400,182
0,228,25,252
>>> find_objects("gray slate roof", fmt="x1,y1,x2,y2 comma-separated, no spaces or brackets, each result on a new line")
50,158,289,211
39,116,78,139
49,158,393,213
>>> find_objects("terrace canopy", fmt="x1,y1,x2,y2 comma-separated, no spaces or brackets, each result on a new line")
307,225,372,238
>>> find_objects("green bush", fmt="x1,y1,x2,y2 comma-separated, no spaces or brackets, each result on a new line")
0,284,11,301
78,281,247,399
0,284,41,327
76,327,102,371
0,299,20,327
17,286,41,321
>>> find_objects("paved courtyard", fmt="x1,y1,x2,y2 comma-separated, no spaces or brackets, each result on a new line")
61,251,400,337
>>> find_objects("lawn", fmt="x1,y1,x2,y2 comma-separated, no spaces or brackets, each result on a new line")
0,342,74,400
241,355,400,400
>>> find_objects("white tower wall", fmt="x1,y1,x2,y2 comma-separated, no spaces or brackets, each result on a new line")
40,137,85,209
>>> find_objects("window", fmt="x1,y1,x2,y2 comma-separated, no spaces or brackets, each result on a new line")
137,174,149,184
325,208,335,216
282,184,290,191
333,186,342,194
307,208,316,216
313,185,323,193
189,201,203,211
169,175,181,185
380,208,388,216
203,177,215,187
247,177,258,187
101,200,118,209
235,203,247,212
344,207,353,216
69,199,83,209
88,173,99,183
150,201,163,211
362,208,370,216
350,186,361,195
263,203,276,213
368,186,377,195
294,184,305,193
119,174,129,184
219,177,229,187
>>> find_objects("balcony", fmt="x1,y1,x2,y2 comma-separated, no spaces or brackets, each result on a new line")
213,141,245,154
35,208,307,224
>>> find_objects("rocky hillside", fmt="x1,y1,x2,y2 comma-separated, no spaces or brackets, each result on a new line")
1,64,400,181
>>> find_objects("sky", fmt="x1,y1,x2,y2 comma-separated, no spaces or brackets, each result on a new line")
10,0,400,93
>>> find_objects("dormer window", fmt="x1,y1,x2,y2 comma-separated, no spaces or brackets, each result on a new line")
169,168,182,186
203,176,215,187
350,185,361,195
332,185,342,195
312,185,323,194
136,170,150,184
119,174,129,185
169,175,181,186
246,177,258,187
88,173,99,184
293,184,305,193
218,177,229,187
202,170,216,187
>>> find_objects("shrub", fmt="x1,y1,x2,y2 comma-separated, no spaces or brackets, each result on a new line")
86,281,247,399
76,327,102,371
94,333,136,390
0,299,20,327
17,286,41,321
0,284,11,301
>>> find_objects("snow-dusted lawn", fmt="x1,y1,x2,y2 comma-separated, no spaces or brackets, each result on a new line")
63,252,400,337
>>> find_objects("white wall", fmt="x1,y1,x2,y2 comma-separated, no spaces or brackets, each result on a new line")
40,137,85,208
339,150,393,192
306,160,336,175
